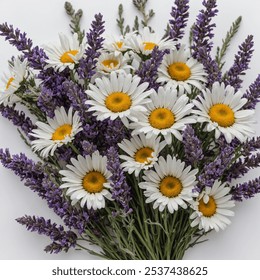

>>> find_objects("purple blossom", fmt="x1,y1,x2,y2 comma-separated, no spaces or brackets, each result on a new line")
136,47,169,90
16,215,77,253
243,74,260,109
0,23,47,70
168,0,189,42
77,13,105,80
183,125,204,166
0,105,35,140
191,0,218,55
107,146,132,214
231,177,260,201
81,140,97,156
224,35,254,91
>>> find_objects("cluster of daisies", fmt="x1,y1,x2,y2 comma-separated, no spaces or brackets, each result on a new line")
0,25,256,234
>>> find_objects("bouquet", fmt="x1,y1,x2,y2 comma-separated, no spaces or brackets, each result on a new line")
0,0,259,260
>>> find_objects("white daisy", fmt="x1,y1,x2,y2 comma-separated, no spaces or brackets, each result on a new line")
30,107,82,158
0,57,29,106
140,155,198,213
96,51,132,74
128,27,175,55
118,133,166,177
157,45,207,94
85,72,153,124
103,35,131,53
43,33,86,72
59,151,113,210
192,82,255,143
190,180,235,232
131,86,195,144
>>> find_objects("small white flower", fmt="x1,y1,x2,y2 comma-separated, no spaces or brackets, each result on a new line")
192,82,255,143
128,27,175,55
44,33,86,72
190,180,235,232
96,51,132,75
103,35,131,53
0,57,29,106
30,107,82,158
59,151,113,210
131,86,195,144
140,155,198,213
157,45,207,94
118,133,166,177
85,72,153,124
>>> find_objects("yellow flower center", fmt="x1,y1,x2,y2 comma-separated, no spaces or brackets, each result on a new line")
168,62,191,81
82,171,106,193
160,176,183,198
143,41,158,51
115,41,123,49
105,92,132,113
102,59,119,69
51,124,73,141
134,147,154,163
60,50,79,63
208,104,235,127
6,77,15,89
149,108,175,129
198,196,217,217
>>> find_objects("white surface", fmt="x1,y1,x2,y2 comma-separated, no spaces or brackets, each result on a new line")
0,0,259,260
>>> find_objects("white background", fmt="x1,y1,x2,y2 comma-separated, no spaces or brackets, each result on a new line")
0,0,259,260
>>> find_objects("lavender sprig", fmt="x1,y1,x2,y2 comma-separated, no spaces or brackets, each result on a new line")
77,14,105,80
231,177,260,201
224,35,254,91
168,0,189,42
243,75,260,109
16,216,77,253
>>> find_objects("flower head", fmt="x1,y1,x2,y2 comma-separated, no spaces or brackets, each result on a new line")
193,82,255,143
59,151,113,210
157,45,207,94
190,180,235,232
140,155,198,213
44,33,86,72
30,107,82,157
131,86,195,144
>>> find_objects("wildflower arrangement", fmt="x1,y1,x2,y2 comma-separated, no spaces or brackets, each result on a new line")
0,0,259,260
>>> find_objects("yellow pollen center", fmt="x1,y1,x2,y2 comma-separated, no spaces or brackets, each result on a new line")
208,103,235,127
134,147,154,164
198,196,217,217
115,41,123,49
51,124,72,141
168,62,191,81
160,176,183,198
60,50,79,63
82,171,106,193
143,41,158,51
149,108,175,129
6,77,15,89
102,59,119,69
105,92,132,113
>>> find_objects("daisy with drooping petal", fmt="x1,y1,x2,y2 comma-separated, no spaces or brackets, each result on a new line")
131,86,195,144
0,57,29,106
157,45,207,94
85,72,153,124
30,107,82,158
103,35,131,53
118,133,166,177
190,180,235,232
192,82,255,143
43,33,86,72
140,155,198,213
59,151,113,210
128,27,176,55
96,51,132,74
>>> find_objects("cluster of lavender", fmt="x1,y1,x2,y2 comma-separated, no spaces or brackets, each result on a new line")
0,0,259,259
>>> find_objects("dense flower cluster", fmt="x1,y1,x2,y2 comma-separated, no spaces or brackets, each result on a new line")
0,0,259,260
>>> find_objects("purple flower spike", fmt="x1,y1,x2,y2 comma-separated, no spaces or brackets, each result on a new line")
243,74,260,109
231,177,260,201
